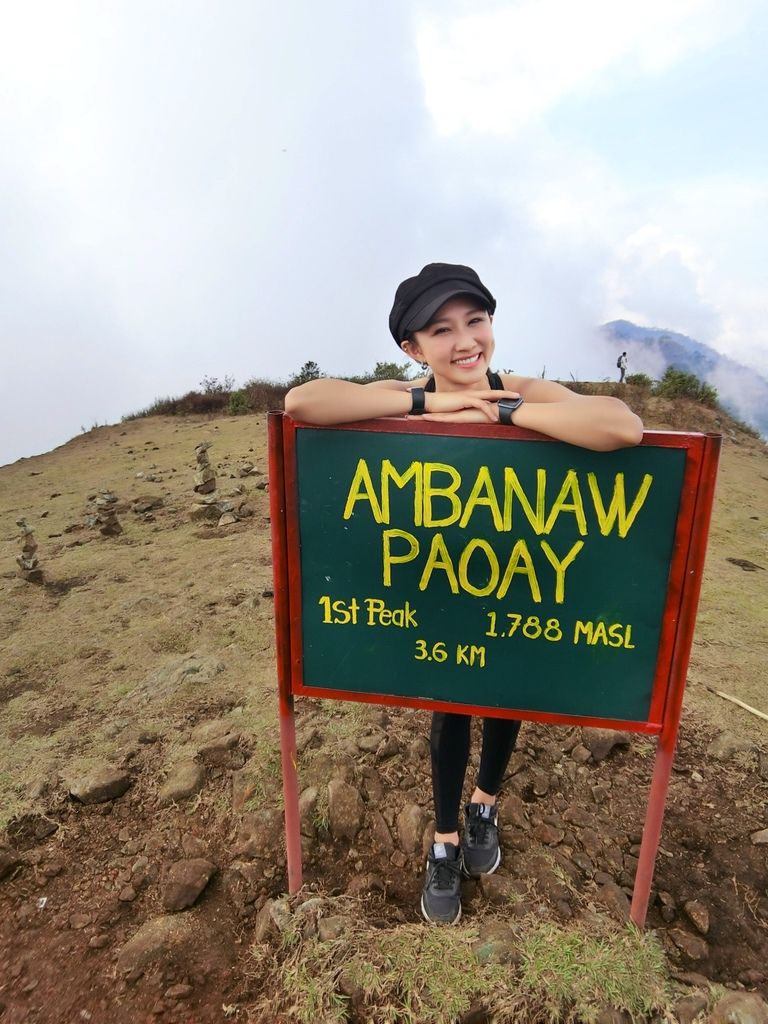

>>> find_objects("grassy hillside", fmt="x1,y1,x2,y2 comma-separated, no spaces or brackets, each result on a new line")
1,394,766,1022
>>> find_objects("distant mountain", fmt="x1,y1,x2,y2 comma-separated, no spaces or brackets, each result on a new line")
601,320,768,440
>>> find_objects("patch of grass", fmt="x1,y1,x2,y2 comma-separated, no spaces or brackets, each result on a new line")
516,919,672,1023
148,623,192,654
249,914,676,1024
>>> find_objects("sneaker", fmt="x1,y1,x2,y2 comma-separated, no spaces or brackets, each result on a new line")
421,842,463,925
461,802,501,878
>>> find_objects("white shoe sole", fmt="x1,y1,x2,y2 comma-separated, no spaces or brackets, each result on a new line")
462,846,501,879
420,893,462,926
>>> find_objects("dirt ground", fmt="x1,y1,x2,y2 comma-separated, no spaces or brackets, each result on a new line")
0,392,766,1023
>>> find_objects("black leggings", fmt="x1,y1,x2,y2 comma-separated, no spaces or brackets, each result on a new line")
430,712,521,833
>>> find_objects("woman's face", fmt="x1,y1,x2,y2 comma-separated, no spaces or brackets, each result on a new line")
402,295,495,391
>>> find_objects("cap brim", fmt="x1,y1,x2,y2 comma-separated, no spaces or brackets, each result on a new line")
402,282,490,334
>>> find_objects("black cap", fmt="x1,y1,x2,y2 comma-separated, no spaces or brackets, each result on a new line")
389,263,496,345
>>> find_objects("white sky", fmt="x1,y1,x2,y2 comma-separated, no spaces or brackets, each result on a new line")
1,0,767,466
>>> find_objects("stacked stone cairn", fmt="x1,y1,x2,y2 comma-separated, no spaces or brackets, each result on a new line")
194,442,216,495
16,518,43,583
190,442,238,525
87,490,124,536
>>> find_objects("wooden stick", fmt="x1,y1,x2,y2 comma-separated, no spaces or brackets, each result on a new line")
705,685,768,723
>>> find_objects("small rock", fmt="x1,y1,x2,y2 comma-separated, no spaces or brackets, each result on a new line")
164,983,193,1000
327,780,364,842
478,873,507,902
581,727,631,761
709,991,768,1024
669,928,709,961
318,915,349,942
533,823,564,845
674,994,708,1024
690,770,704,783
706,732,755,760
299,787,319,837
118,886,137,902
571,744,591,763
345,873,386,897
376,734,401,761
69,912,92,930
683,899,710,935
499,793,529,830
356,731,385,753
0,844,21,881
116,914,226,979
181,834,208,859
397,803,428,856
750,828,768,845
471,922,519,966
69,767,131,804
158,761,205,804
369,809,394,850
531,770,550,796
218,513,238,527
597,881,630,921
162,859,217,912
197,731,240,766
89,934,110,949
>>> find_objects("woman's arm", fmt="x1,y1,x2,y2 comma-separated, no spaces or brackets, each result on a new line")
284,378,412,424
504,375,644,452
284,377,521,425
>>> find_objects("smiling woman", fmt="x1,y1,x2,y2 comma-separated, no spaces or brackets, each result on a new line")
284,260,644,925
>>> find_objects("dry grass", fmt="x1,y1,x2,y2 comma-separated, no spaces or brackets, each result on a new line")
248,911,677,1024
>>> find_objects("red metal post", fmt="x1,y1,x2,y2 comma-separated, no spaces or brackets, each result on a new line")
630,434,721,926
268,412,303,894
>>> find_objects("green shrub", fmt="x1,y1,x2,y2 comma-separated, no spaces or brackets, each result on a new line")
626,372,653,389
228,390,250,415
653,367,719,408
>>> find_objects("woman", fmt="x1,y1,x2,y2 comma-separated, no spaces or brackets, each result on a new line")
285,262,643,924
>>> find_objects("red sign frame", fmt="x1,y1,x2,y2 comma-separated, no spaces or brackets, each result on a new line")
268,411,721,926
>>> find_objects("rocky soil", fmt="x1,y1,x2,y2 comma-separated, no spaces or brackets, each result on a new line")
1,403,767,1022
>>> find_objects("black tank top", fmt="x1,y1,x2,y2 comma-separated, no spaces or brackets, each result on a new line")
424,370,504,392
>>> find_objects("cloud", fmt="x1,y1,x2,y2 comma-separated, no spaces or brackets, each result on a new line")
416,0,758,135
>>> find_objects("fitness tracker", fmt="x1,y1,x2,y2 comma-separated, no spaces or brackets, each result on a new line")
497,397,525,425
409,387,426,415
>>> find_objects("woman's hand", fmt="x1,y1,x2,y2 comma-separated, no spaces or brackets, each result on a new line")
419,389,521,423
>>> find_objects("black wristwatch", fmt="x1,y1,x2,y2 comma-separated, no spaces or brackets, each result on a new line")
497,397,524,425
409,387,426,415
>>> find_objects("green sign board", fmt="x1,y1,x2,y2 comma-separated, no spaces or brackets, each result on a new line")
291,425,687,724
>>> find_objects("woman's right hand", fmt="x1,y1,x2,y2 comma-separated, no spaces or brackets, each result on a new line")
420,389,522,422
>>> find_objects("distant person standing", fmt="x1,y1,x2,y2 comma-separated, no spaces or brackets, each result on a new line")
617,351,628,383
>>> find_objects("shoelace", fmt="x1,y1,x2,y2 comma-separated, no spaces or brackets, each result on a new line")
467,813,494,845
432,856,462,890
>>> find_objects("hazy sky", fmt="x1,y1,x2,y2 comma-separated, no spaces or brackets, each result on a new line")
1,0,767,467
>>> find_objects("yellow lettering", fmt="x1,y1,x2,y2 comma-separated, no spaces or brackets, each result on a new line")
502,467,546,534
457,538,500,598
587,472,653,538
607,623,625,648
574,620,594,644
540,540,585,604
343,458,384,522
544,469,587,535
382,529,419,586
459,466,503,532
418,533,460,593
381,460,423,527
591,621,609,645
423,463,462,527
496,539,542,602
